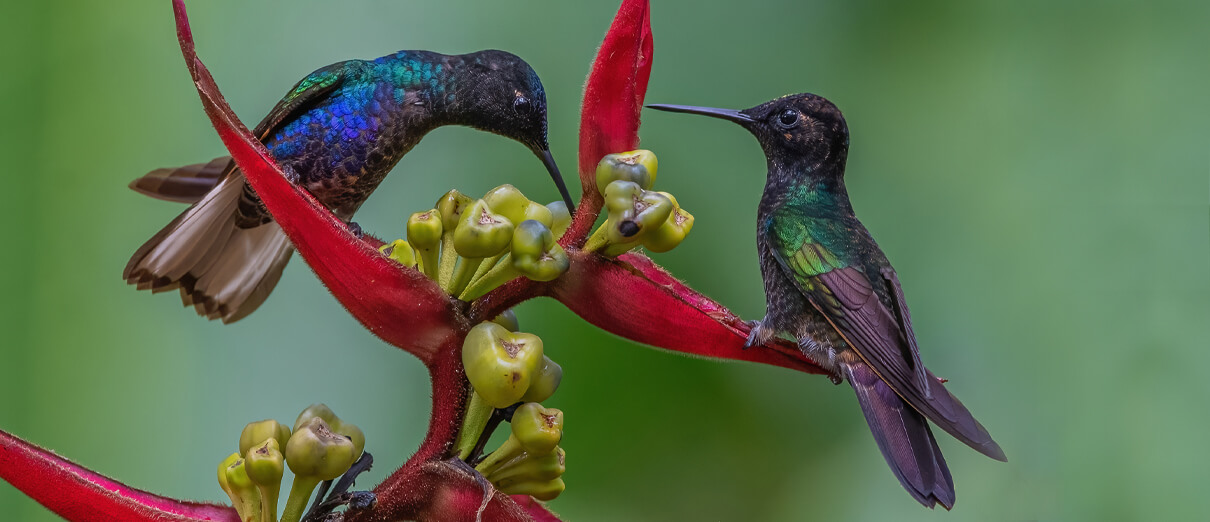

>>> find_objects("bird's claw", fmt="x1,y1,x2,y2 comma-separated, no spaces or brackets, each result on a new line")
744,319,771,349
346,221,365,239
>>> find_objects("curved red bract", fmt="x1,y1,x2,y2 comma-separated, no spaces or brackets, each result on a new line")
564,0,654,246
0,429,239,522
551,252,829,375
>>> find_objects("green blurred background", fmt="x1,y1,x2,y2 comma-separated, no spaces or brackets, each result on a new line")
2,1,1207,520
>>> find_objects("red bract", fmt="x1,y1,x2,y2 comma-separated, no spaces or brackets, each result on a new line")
0,429,239,522
1,0,827,520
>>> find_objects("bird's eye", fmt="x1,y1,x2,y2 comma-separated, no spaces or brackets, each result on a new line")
776,109,800,128
513,96,533,114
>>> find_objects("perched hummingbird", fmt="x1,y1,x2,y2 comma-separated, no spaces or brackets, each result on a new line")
649,94,1005,508
126,50,573,323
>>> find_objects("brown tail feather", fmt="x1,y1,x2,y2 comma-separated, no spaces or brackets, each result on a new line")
130,157,231,204
125,173,292,323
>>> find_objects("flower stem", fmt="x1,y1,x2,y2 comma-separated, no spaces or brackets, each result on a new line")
459,259,520,301
453,391,494,460
474,252,506,282
447,256,484,297
257,483,280,522
280,476,320,522
582,225,611,253
417,246,439,280
438,234,458,289
474,435,524,477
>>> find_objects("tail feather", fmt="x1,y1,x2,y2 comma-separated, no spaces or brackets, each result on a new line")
845,362,955,510
125,172,292,323
130,156,231,204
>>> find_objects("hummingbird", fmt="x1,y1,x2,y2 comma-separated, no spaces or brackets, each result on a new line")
126,50,574,323
648,94,1005,509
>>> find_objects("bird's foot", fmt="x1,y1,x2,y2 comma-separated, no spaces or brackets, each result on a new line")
346,221,365,239
744,319,774,349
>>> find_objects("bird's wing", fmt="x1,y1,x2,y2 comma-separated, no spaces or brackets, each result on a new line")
251,61,350,141
130,63,349,203
767,215,1006,461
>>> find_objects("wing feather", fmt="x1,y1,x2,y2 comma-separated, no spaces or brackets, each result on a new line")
769,217,1006,461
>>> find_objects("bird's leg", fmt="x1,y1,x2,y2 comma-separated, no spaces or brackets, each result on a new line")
744,318,774,349
796,337,844,385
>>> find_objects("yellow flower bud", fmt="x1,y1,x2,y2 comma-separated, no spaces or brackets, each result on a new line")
596,149,658,194
453,199,514,259
510,403,563,455
462,322,544,408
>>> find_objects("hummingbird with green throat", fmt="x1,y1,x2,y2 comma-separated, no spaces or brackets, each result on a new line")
648,94,1006,509
126,50,573,323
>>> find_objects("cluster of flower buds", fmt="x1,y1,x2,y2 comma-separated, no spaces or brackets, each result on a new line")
216,405,364,522
379,185,572,300
461,321,561,409
583,150,695,257
475,403,567,500
451,317,567,500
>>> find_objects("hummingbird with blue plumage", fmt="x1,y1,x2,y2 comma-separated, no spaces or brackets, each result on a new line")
126,50,573,323
648,94,1005,509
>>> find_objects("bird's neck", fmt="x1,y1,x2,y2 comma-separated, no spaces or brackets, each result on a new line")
378,51,464,123
758,159,854,219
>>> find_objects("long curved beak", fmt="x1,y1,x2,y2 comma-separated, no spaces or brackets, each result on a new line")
646,104,755,124
535,148,575,212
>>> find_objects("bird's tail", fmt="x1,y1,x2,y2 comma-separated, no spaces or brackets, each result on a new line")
124,164,293,323
843,362,956,510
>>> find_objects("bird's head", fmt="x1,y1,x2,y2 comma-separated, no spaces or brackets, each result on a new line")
648,93,850,174
459,50,573,209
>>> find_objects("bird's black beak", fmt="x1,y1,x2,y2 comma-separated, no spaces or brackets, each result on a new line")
646,104,755,125
535,147,575,212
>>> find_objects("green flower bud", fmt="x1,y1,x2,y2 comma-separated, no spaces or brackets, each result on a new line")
286,418,357,481
407,209,443,279
245,438,284,487
483,184,556,229
245,439,285,522
487,447,567,488
406,209,443,249
482,184,529,224
492,309,520,332
292,404,365,461
510,403,563,456
511,220,569,282
596,149,658,194
435,189,473,231
379,239,418,268
546,201,571,239
499,477,566,501
225,456,262,522
520,356,563,403
217,453,244,515
280,417,355,522
643,196,695,253
239,419,292,456
603,180,674,243
462,322,544,408
454,199,514,259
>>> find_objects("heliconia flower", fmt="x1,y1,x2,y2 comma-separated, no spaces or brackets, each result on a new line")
1,0,830,520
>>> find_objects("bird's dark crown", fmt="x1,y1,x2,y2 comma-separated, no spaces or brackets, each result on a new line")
738,93,849,174
455,50,550,152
